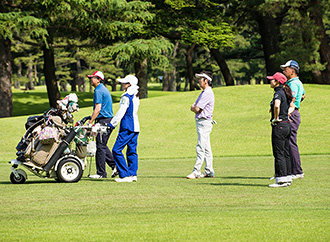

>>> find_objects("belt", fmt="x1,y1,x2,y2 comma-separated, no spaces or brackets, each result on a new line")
295,107,299,110
195,118,207,121
96,117,112,122
279,121,290,123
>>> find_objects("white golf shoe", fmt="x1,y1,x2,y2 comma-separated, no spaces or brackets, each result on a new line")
292,173,304,179
115,176,133,183
269,183,288,188
186,172,200,179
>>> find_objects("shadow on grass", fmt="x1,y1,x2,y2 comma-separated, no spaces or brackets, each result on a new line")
0,179,57,185
220,176,269,180
209,183,266,187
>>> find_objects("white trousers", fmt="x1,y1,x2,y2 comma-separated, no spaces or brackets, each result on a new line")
193,119,214,175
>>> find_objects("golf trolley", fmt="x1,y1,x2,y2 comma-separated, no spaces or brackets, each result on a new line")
9,94,109,184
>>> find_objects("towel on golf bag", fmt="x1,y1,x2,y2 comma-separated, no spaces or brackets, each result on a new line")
39,126,59,144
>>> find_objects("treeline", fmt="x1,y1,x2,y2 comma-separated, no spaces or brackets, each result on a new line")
0,0,329,117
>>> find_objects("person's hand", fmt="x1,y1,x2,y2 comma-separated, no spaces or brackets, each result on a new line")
190,105,195,112
87,121,93,128
271,119,282,125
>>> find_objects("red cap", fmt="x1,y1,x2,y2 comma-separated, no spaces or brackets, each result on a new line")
87,71,104,81
267,72,287,84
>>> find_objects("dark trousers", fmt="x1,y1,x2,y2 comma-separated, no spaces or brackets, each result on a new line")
95,118,115,177
272,122,291,178
290,109,303,175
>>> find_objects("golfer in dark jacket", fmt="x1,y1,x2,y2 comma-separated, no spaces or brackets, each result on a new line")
268,72,295,188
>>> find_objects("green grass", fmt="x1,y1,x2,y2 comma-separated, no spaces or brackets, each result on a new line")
0,84,329,241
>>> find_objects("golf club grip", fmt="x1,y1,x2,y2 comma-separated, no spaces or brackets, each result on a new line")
43,129,77,172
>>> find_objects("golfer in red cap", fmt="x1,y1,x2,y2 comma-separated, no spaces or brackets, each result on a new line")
267,72,295,188
87,71,117,179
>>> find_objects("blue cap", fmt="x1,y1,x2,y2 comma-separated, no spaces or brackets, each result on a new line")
280,60,299,71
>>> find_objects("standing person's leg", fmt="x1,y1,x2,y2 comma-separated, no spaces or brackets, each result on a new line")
95,120,109,177
202,119,214,176
271,124,287,184
290,110,303,176
112,130,130,178
193,119,206,176
95,119,115,177
127,132,139,177
284,123,292,183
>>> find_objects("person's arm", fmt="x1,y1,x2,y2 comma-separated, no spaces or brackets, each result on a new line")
190,104,202,114
288,101,295,115
89,103,101,124
273,99,281,120
109,96,129,129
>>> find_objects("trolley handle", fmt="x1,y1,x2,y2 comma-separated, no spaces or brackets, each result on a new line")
75,116,91,126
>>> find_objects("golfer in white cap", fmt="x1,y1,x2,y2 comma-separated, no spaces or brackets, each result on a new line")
187,70,215,179
109,75,140,182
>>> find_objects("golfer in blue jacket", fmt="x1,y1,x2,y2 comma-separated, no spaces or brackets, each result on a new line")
109,75,140,182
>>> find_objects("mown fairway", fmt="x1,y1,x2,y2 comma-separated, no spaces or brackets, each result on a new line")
0,84,329,241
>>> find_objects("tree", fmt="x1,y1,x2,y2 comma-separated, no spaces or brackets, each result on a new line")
276,0,330,84
1,0,155,109
0,3,48,117
151,0,235,88
0,37,12,117
104,38,173,98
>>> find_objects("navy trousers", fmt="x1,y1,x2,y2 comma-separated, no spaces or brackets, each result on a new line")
112,130,139,178
290,109,303,175
95,118,115,178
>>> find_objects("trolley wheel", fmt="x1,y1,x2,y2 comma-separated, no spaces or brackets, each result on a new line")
10,169,27,184
56,158,83,183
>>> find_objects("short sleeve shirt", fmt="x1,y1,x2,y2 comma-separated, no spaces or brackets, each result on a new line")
93,83,113,118
194,87,215,120
286,77,305,109
270,86,289,121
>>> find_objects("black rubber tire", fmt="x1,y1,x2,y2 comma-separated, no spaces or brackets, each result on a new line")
56,158,83,183
10,172,26,184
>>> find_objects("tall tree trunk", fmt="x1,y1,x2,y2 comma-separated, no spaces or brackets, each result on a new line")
309,0,330,84
169,41,179,92
184,76,189,91
76,52,85,92
256,13,283,80
15,61,22,89
43,45,60,108
210,48,235,86
60,81,67,92
25,54,34,90
186,43,197,91
88,66,93,93
71,76,77,92
34,59,38,86
162,69,169,91
162,50,169,91
0,37,13,117
134,58,148,99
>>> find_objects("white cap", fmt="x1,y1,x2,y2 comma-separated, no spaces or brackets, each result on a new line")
87,71,104,81
280,60,299,72
195,72,212,82
118,75,138,86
